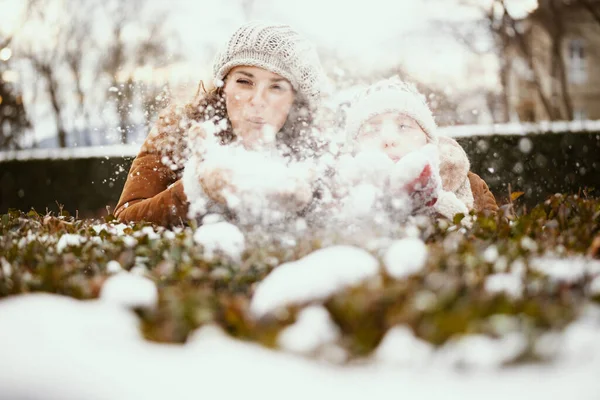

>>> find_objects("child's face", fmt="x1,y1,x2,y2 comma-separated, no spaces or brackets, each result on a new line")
356,112,428,162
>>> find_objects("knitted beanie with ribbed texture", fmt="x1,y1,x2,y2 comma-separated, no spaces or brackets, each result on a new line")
213,21,327,106
345,76,437,143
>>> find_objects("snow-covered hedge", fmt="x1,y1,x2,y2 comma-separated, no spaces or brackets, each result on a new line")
1,193,599,362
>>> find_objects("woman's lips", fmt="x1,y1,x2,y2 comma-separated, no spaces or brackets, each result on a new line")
246,118,266,125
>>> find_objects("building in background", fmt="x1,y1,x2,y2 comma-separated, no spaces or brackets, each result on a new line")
507,0,600,122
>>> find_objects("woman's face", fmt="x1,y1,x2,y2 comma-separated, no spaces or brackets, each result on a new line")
223,66,295,148
356,112,428,162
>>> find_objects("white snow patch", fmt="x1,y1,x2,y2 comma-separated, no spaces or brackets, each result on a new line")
91,223,130,237
530,257,600,284
0,257,12,278
437,333,527,369
100,273,158,309
251,246,380,317
122,236,138,248
590,276,600,296
0,294,600,399
374,326,434,366
137,226,160,240
483,245,499,263
56,234,86,253
520,236,538,252
383,238,428,279
556,306,600,364
193,221,246,262
277,306,340,355
106,260,123,274
485,273,523,299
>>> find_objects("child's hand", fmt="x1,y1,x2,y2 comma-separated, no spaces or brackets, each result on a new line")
389,145,442,212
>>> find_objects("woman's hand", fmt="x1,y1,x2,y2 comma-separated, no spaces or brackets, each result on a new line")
199,166,235,205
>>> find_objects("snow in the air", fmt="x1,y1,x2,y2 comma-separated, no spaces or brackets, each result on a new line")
182,154,209,219
341,183,382,217
277,306,341,356
250,246,380,317
193,221,246,262
383,238,428,279
185,131,316,225
100,272,158,309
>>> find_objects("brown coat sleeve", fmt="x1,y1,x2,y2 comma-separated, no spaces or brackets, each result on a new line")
114,105,192,227
114,152,189,227
467,171,499,213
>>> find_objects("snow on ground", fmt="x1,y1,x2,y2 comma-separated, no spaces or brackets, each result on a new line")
277,306,341,357
374,326,434,366
250,246,380,317
99,272,158,309
0,293,600,400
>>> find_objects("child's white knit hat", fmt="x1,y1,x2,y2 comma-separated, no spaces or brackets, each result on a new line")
345,76,437,142
213,21,328,106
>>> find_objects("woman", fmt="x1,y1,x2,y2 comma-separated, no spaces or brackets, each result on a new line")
114,21,328,227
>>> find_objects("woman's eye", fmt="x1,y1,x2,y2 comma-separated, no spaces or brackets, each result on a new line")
237,79,252,86
271,84,284,91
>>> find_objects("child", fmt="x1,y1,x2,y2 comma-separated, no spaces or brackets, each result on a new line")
342,76,497,220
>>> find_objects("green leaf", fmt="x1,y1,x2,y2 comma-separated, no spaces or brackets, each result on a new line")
511,192,525,202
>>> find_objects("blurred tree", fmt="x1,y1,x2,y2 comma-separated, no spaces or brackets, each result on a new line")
447,0,588,122
577,0,600,26
0,38,30,150
12,0,180,147
100,1,180,144
0,2,31,150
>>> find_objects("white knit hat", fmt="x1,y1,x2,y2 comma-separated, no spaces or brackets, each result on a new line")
213,21,327,106
345,76,437,142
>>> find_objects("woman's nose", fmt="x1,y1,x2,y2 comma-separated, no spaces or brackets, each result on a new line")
249,87,267,108
383,138,398,148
